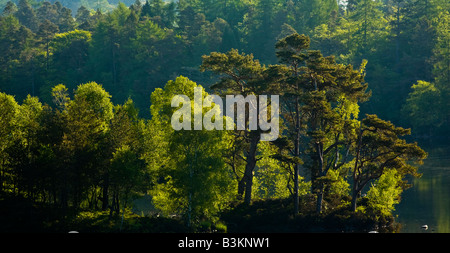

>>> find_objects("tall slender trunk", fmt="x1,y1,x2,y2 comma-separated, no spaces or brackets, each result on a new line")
187,192,192,227
0,159,5,193
31,56,35,97
293,159,300,213
352,127,363,212
102,175,109,211
242,133,260,205
112,46,117,87
237,177,245,199
60,161,69,214
46,40,49,71
316,189,324,213
292,63,302,214
351,182,359,212
187,149,197,227
293,96,300,214
109,191,115,219
240,95,262,205
364,0,368,51
316,142,324,213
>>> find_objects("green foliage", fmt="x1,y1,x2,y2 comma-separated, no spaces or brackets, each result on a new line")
15,94,43,139
272,32,370,213
0,92,19,192
149,76,235,224
433,10,450,87
0,0,439,232
325,168,350,198
253,141,295,200
110,145,146,206
68,81,113,136
0,92,19,138
366,169,403,217
51,29,92,50
15,0,37,32
51,83,70,109
402,80,442,132
0,0,445,139
48,29,92,92
351,114,427,211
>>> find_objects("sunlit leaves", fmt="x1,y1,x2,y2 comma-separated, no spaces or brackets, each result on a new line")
366,169,403,216
149,76,234,223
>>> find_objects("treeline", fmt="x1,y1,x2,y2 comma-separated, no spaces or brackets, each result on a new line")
0,0,136,13
0,82,147,214
1,32,427,230
0,0,448,139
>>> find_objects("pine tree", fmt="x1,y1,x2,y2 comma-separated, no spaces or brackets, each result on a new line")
37,19,58,71
274,33,369,213
351,114,427,212
57,7,75,32
141,0,151,17
274,33,309,214
36,1,58,24
2,1,17,16
15,0,38,31
75,6,91,27
200,49,266,204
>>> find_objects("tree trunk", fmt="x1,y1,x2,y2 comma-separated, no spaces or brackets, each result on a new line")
316,189,324,213
351,184,358,212
31,56,35,97
364,0,367,50
395,2,400,66
241,133,260,205
109,192,115,219
352,126,363,212
0,160,4,193
112,43,118,88
46,40,50,71
243,168,253,205
101,175,109,211
294,162,300,213
61,187,68,213
187,192,192,227
293,96,300,214
237,178,245,199
316,142,324,213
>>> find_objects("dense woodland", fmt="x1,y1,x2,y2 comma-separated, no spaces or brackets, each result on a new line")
0,0,447,232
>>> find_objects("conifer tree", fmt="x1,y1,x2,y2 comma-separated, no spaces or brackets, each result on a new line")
351,114,427,212
2,1,17,16
201,49,266,205
15,0,38,31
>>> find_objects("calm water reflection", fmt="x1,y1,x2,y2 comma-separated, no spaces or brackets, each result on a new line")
395,148,450,233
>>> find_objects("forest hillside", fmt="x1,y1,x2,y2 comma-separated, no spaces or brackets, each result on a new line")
0,0,447,233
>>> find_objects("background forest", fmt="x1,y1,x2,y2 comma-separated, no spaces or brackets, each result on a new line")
0,0,447,233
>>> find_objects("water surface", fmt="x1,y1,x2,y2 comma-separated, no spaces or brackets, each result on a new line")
395,148,450,233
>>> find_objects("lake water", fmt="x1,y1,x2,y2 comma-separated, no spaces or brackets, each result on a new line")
395,147,450,233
